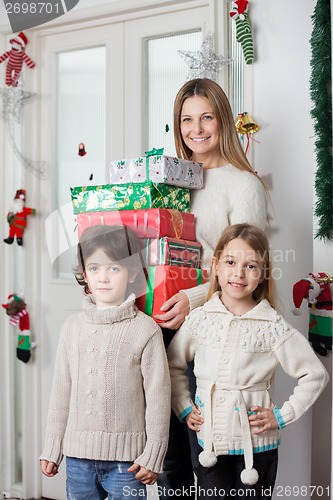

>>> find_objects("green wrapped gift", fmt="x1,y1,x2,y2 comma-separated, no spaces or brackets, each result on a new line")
70,181,190,214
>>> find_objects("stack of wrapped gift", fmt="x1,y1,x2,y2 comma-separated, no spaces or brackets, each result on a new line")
71,148,207,320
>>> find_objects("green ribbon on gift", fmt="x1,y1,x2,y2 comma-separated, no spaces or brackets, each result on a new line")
144,266,157,316
145,147,164,157
144,147,165,180
196,268,203,285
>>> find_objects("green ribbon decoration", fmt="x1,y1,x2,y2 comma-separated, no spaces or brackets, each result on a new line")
144,147,164,181
196,268,203,285
144,266,156,316
144,147,164,157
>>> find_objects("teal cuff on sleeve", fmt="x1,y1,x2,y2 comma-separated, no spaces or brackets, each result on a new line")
273,405,286,429
178,406,193,422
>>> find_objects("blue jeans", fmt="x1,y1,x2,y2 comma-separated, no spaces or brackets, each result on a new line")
66,457,146,500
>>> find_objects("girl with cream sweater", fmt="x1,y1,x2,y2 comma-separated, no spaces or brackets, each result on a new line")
167,223,328,499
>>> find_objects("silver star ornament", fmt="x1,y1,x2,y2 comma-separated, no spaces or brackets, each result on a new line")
0,79,35,123
178,32,233,82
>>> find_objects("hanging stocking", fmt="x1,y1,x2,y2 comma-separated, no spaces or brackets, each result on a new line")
229,0,254,64
2,294,31,363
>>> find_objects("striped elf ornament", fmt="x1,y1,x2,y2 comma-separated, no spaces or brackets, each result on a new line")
0,31,35,87
229,0,254,64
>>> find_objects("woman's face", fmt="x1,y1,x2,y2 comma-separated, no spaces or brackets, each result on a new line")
180,95,221,162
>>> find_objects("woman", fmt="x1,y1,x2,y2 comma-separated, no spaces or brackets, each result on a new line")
156,78,267,330
155,78,268,500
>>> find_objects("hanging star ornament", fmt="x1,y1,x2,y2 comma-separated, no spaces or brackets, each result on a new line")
0,80,35,123
0,79,46,178
178,32,233,82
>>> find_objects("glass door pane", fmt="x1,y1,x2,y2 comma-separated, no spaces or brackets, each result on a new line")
56,46,106,278
145,30,202,156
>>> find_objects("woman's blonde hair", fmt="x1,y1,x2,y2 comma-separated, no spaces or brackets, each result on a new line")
207,223,277,308
174,78,263,180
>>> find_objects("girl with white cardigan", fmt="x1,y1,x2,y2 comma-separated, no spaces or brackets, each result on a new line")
167,223,328,500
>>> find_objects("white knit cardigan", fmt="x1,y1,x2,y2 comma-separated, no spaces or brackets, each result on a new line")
41,294,171,474
167,293,328,484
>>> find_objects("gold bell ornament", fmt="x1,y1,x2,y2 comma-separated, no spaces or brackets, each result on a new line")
235,112,259,154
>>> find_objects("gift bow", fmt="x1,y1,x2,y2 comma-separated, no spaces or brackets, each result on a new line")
145,147,164,157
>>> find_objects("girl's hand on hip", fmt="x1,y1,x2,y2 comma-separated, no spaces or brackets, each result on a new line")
154,291,190,330
186,405,204,431
127,463,159,484
248,403,278,434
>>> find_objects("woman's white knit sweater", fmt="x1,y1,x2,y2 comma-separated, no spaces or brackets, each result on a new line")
184,165,267,310
167,293,328,477
40,294,171,474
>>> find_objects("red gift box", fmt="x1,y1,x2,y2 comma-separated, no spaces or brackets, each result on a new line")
77,208,196,241
136,265,208,319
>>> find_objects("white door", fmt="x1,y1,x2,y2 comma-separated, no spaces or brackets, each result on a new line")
39,23,125,499
39,5,208,499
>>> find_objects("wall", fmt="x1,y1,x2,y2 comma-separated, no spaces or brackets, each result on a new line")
251,0,331,497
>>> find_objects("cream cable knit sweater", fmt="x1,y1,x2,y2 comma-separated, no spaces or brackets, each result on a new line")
183,165,267,310
40,294,171,474
167,293,328,481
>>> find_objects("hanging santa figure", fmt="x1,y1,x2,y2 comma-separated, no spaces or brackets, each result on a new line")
0,31,36,87
293,272,333,356
4,189,36,246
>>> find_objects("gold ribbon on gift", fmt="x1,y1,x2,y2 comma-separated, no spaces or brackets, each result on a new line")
167,209,184,239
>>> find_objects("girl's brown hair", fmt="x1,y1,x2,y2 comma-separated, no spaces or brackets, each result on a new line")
74,225,144,296
173,78,266,189
207,223,277,308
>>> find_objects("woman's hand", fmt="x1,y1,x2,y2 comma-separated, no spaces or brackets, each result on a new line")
154,291,190,330
127,463,159,485
185,405,204,431
40,460,59,477
248,403,278,434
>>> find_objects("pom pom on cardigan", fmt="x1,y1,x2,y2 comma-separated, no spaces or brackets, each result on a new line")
199,450,217,467
240,467,259,485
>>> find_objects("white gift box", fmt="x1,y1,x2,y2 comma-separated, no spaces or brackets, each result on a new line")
108,154,203,190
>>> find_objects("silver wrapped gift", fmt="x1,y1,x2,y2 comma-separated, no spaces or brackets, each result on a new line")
108,151,203,190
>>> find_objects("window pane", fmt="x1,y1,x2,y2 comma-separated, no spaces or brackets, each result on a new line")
55,46,106,279
229,23,247,151
145,30,202,156
229,21,244,117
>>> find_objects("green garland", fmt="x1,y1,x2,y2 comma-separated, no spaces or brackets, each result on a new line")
309,0,332,240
